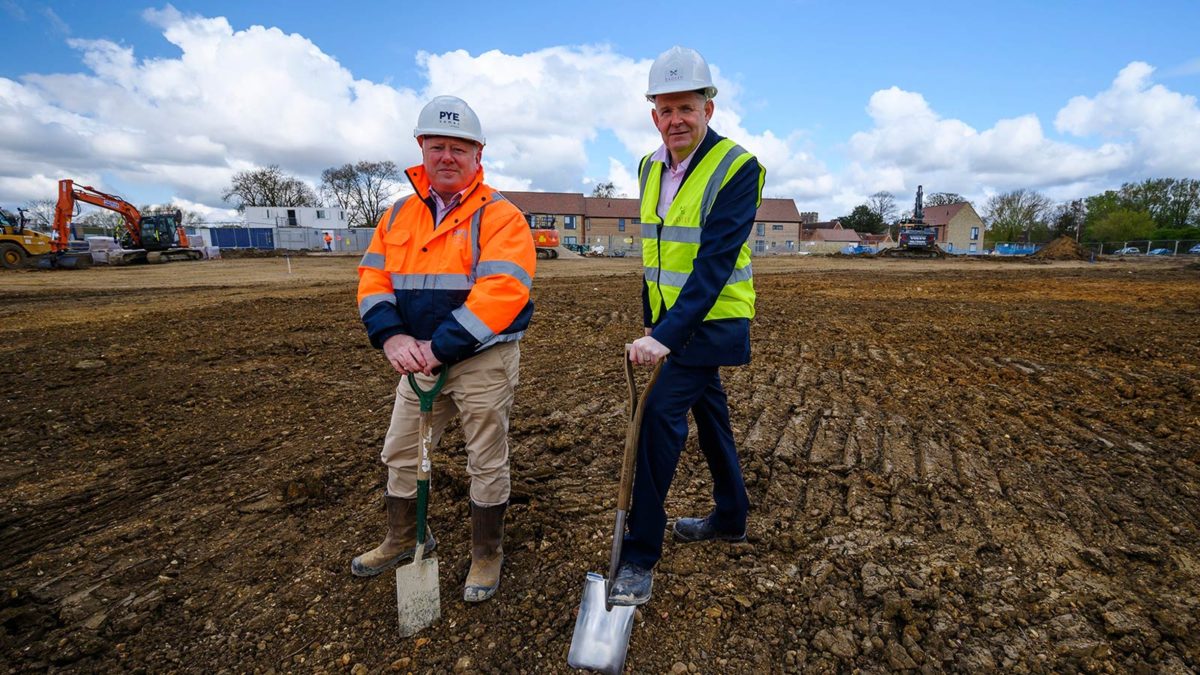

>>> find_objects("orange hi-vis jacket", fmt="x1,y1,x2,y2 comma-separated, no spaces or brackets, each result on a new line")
356,164,536,365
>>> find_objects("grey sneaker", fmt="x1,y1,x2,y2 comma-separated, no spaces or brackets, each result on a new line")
607,562,653,606
672,514,746,543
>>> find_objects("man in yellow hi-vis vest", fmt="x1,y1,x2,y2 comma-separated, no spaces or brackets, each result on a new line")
612,46,765,607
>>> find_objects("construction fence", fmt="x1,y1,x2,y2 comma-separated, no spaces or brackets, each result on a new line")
990,239,1200,256
68,222,1200,258
191,226,375,252
565,235,859,257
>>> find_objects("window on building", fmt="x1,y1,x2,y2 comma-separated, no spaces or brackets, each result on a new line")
339,211,345,220
785,240,794,250
316,210,327,219
969,243,977,253
754,239,766,253
756,222,765,236
772,223,784,231
265,209,271,218
970,226,979,240
564,215,577,230
618,218,625,232
564,236,577,245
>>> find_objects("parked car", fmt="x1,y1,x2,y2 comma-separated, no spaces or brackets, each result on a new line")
1189,243,1200,255
1148,248,1172,256
1114,246,1141,255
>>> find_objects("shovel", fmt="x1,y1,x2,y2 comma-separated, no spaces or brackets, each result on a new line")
567,348,662,674
395,367,448,638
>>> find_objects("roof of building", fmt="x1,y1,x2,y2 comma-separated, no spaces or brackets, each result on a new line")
812,228,862,242
860,232,894,244
502,191,586,216
755,198,802,223
806,220,843,230
501,191,805,224
920,202,972,226
585,198,641,219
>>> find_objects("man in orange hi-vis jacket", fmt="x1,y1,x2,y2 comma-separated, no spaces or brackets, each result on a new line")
352,96,535,603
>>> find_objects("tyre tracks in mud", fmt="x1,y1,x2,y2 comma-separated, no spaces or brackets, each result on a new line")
2,262,1199,672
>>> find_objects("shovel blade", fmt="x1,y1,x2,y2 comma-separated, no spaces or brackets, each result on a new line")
567,572,635,674
395,557,440,638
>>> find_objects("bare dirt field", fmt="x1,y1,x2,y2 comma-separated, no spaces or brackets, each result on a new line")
2,254,1199,673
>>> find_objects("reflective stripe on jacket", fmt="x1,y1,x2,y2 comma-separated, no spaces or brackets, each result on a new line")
639,137,762,324
356,164,535,365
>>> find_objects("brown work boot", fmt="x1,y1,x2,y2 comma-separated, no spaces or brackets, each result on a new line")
350,495,436,577
463,502,506,602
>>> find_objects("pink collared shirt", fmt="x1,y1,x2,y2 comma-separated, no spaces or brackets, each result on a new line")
650,144,700,219
430,188,468,227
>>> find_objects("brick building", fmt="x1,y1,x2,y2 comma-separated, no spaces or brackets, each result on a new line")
504,191,804,256
920,202,985,253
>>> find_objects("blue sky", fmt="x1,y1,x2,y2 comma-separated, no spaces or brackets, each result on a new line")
2,0,1199,220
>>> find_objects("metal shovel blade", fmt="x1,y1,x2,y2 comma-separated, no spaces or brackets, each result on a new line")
395,552,440,638
567,572,635,674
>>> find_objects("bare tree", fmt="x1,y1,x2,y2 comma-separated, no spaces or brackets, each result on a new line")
21,199,56,228
223,165,319,212
73,209,125,235
590,181,618,199
925,192,967,207
866,191,897,223
320,161,404,228
984,189,1052,243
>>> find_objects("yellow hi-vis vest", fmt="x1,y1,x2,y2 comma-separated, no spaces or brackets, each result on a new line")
639,138,763,323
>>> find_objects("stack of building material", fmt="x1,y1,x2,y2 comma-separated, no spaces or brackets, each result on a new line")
86,237,121,265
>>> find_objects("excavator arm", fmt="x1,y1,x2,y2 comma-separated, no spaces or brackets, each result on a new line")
54,179,144,252
53,179,193,253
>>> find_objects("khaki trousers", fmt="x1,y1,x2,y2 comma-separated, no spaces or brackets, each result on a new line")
381,341,520,506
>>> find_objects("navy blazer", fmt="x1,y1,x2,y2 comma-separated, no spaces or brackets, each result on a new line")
641,128,761,368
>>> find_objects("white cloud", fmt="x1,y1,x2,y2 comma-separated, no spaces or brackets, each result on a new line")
1056,61,1200,176
603,157,639,198
169,196,239,222
836,79,1161,216
0,11,829,214
0,10,1197,224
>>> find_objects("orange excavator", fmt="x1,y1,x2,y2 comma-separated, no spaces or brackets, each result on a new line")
525,213,561,259
51,179,203,267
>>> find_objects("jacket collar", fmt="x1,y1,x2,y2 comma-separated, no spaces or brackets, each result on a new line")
405,163,486,203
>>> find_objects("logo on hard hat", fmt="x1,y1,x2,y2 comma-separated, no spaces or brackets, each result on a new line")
666,68,681,81
439,111,461,127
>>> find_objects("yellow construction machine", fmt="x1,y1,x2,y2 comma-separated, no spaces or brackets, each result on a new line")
0,207,83,269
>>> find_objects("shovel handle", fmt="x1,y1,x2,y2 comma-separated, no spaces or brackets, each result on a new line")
607,347,662,593
617,347,662,512
408,368,448,557
407,368,448,413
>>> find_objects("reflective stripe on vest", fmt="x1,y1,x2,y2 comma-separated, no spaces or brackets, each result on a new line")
639,139,760,323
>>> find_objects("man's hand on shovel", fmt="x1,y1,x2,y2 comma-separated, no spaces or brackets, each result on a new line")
416,340,443,376
629,334,669,367
383,333,426,375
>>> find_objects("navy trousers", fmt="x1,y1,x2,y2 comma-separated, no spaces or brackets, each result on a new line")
622,359,749,570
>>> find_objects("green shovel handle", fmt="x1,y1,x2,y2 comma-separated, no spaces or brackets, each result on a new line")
407,367,448,554
407,367,448,412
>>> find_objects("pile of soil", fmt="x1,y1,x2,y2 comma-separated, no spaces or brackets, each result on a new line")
1,260,1198,672
1030,236,1091,261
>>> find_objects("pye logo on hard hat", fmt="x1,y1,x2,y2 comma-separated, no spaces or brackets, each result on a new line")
439,111,462,127
666,68,681,81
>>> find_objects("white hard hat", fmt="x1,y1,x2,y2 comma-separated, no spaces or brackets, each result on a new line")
413,95,485,145
645,46,718,102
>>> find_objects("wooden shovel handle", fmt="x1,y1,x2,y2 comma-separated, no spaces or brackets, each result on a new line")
617,346,662,510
